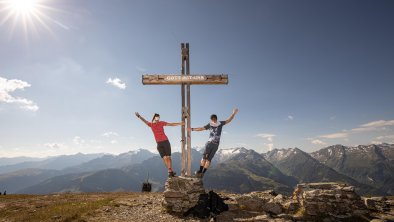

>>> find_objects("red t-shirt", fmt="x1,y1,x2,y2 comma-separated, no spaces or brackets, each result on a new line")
148,121,168,142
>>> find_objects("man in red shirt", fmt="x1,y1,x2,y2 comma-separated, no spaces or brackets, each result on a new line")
135,112,184,177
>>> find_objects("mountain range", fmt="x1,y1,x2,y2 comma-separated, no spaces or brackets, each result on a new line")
0,153,105,174
311,144,394,195
264,147,382,195
0,143,393,196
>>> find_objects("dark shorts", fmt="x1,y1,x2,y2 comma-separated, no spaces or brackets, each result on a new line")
157,140,171,158
203,142,219,161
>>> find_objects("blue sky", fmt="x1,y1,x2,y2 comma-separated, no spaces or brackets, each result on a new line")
1,0,394,157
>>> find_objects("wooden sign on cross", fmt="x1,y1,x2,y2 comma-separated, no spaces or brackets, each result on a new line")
142,43,228,177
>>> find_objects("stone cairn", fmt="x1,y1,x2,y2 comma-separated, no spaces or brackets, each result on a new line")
293,182,368,218
162,176,205,213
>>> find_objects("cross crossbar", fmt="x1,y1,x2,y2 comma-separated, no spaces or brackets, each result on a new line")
142,74,228,85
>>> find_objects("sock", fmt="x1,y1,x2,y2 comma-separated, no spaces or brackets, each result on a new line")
198,166,204,173
202,168,208,173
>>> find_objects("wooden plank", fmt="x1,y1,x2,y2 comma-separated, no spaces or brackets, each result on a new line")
142,74,228,85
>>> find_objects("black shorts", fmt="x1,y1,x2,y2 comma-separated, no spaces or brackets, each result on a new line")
157,140,171,158
203,142,219,161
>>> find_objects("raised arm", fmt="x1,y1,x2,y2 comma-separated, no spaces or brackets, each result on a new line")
225,108,239,125
135,112,150,126
166,122,185,126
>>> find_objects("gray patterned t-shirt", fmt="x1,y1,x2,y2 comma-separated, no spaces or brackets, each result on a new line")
204,121,226,144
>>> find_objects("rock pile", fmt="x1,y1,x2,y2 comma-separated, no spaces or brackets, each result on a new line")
163,181,393,221
293,182,368,218
214,182,384,221
162,176,205,213
234,190,288,215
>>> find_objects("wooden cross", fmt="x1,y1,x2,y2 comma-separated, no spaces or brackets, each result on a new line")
142,43,228,176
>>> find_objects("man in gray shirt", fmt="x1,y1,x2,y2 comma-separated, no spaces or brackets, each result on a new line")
189,108,239,178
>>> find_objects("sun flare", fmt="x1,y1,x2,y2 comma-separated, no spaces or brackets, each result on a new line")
0,0,67,39
8,0,39,15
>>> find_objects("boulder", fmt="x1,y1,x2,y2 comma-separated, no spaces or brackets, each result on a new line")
294,182,368,218
261,200,282,215
162,176,205,213
235,190,277,211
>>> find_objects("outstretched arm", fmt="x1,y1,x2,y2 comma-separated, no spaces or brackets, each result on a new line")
225,108,239,125
135,112,150,126
166,122,185,126
188,127,206,132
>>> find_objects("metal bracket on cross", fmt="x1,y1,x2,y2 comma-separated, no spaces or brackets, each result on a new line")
182,107,190,119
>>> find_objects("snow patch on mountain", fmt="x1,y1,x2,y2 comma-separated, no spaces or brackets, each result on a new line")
215,147,249,163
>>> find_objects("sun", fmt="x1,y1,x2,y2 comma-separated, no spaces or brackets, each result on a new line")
8,0,39,15
0,0,67,40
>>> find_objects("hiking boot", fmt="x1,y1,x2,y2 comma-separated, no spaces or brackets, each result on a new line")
168,171,176,177
195,171,203,178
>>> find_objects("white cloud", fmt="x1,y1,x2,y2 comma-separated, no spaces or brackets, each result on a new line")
350,127,375,133
376,135,394,140
73,136,85,145
319,132,348,139
106,77,126,89
110,140,118,144
287,115,294,120
360,120,394,128
372,135,394,144
44,143,65,149
311,139,326,145
102,131,119,137
256,133,276,142
371,140,383,144
314,119,394,144
0,76,39,111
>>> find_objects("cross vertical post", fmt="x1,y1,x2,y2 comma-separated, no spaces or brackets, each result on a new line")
180,43,186,176
181,43,192,176
185,43,192,176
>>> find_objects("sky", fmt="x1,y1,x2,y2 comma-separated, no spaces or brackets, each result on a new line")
0,0,394,157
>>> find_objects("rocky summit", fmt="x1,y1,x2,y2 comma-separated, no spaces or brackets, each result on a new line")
0,182,393,222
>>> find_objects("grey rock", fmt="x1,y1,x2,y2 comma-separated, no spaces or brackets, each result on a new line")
262,200,282,215
235,190,277,211
295,182,367,218
162,176,205,213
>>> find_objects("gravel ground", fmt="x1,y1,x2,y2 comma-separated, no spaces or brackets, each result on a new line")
87,192,203,222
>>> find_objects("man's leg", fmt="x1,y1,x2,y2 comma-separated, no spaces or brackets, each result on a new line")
199,156,207,172
201,143,219,174
203,160,211,170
